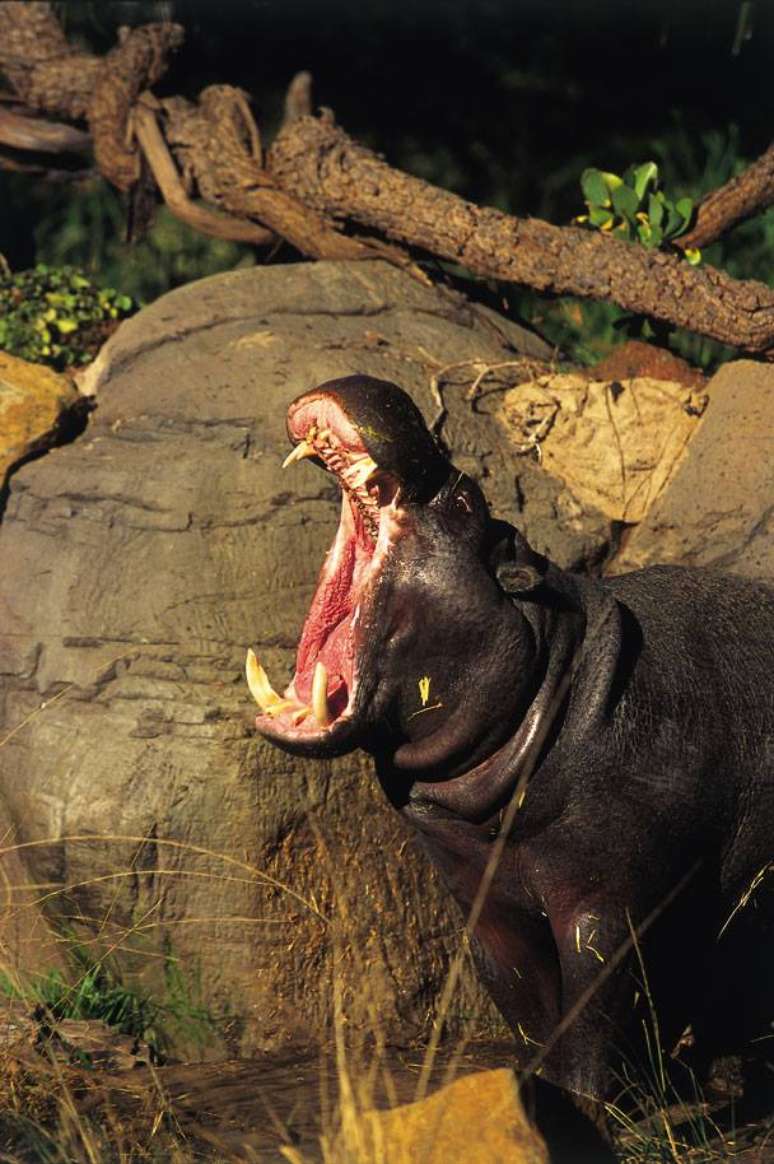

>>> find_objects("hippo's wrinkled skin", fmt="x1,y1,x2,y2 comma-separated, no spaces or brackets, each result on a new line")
250,374,773,1101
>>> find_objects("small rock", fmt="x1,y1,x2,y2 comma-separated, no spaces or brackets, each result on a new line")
0,351,82,491
328,1068,548,1164
592,339,706,390
608,360,773,581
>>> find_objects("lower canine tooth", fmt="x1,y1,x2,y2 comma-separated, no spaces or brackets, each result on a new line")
312,661,332,727
245,648,283,711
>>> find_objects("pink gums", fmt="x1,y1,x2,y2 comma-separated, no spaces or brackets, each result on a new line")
286,397,377,717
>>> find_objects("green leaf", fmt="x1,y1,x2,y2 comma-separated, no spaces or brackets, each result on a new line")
663,202,685,238
611,183,639,221
631,161,659,201
588,205,614,228
637,221,663,248
648,193,665,229
600,171,623,191
581,168,610,208
675,197,694,227
684,247,702,265
648,223,663,248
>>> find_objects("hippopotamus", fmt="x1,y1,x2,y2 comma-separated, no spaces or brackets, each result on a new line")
248,373,774,1105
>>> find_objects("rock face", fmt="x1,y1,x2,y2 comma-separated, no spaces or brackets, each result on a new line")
0,261,615,1057
609,360,773,581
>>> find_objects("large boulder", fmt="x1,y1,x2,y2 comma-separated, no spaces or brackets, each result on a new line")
0,261,613,1057
609,359,773,580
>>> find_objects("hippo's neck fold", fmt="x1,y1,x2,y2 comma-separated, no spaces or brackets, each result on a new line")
384,573,625,826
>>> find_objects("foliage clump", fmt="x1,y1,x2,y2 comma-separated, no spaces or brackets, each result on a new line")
0,261,137,370
577,162,701,263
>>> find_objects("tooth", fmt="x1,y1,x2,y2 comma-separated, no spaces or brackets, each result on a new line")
344,455,378,490
245,648,283,710
312,660,332,727
282,440,316,469
291,706,311,725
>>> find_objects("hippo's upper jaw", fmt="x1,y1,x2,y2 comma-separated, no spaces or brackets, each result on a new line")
248,375,540,773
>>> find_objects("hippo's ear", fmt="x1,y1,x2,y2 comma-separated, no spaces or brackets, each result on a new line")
495,562,544,595
485,520,547,596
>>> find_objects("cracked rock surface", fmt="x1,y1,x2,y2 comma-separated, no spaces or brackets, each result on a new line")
0,261,612,1056
609,359,773,580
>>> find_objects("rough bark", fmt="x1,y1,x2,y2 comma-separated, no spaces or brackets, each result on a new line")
678,143,774,251
0,1,100,119
162,87,383,262
270,117,774,355
87,23,184,191
132,101,274,246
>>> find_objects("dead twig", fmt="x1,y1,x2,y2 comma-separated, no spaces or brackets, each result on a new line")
282,70,314,129
0,106,91,153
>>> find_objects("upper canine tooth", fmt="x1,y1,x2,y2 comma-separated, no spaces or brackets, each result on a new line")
245,648,283,710
312,660,332,727
282,439,316,469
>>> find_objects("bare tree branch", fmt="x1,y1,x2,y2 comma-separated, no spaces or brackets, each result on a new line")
0,1,101,119
161,86,392,261
677,142,774,251
132,99,275,246
87,23,184,191
270,116,774,356
0,106,91,153
282,71,313,130
0,1,772,357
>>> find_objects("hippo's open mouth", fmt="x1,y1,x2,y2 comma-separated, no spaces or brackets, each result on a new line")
246,387,405,750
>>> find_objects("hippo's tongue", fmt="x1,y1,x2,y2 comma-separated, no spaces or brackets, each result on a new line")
293,491,375,705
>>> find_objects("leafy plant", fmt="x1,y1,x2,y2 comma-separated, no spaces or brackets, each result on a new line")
0,943,214,1059
0,963,154,1040
577,161,702,263
0,262,137,370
